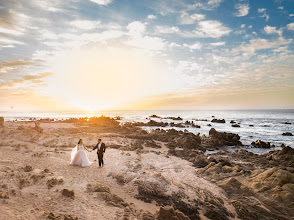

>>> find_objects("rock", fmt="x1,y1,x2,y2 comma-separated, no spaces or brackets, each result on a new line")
99,192,127,208
23,165,33,172
251,168,294,208
284,122,292,125
136,181,168,203
211,119,225,123
221,177,253,196
205,128,241,147
282,132,293,136
155,206,191,220
0,117,4,128
34,121,43,133
207,124,211,127
61,189,75,199
251,140,271,148
0,189,9,199
249,124,254,127
230,120,236,124
231,124,240,127
193,155,209,168
165,116,183,121
86,183,110,193
47,178,64,189
209,128,217,136
150,115,161,118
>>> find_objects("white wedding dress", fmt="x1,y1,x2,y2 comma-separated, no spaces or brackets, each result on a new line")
70,145,92,167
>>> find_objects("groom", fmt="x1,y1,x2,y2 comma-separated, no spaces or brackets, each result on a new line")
93,138,106,167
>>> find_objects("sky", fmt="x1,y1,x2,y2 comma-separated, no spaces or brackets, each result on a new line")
0,0,294,111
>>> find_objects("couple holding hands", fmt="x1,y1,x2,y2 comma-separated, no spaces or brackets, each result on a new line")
70,138,106,168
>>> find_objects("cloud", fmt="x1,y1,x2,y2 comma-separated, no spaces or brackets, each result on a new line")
258,8,269,22
183,42,202,51
193,20,231,38
235,37,292,56
264,25,282,36
234,4,249,17
70,20,101,30
0,60,33,75
155,25,179,34
179,12,205,24
127,21,146,37
89,0,113,5
147,15,157,20
289,14,294,17
210,41,226,46
0,72,52,88
207,0,223,8
287,23,294,31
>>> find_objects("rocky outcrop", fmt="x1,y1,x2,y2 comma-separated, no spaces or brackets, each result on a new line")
231,124,240,127
251,168,294,209
201,128,241,148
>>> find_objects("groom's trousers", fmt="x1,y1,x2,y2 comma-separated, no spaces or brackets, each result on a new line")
98,154,104,167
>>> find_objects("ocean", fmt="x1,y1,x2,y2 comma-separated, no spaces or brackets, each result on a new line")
1,109,293,153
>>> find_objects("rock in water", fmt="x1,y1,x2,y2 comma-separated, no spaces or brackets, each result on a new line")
282,132,293,136
211,119,226,123
251,140,271,148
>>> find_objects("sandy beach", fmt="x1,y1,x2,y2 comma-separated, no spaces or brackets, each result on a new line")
0,118,293,220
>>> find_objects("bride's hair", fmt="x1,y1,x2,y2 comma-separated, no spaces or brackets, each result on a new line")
78,139,83,145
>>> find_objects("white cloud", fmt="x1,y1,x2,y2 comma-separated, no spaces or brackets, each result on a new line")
287,23,294,31
155,25,179,34
180,12,205,24
289,14,294,17
241,24,245,28
258,8,266,13
125,36,166,51
147,15,157,20
70,20,101,30
210,41,226,46
258,8,269,22
183,42,202,51
127,21,146,37
207,0,223,7
264,25,282,36
234,4,249,17
89,0,112,5
0,27,24,36
278,6,284,10
193,20,231,38
236,37,292,56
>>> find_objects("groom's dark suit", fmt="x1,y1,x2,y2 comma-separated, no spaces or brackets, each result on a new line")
93,142,106,167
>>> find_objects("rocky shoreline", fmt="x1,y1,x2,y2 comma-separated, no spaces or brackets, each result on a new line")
0,115,293,220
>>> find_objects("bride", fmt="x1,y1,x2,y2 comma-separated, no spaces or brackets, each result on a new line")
70,139,92,167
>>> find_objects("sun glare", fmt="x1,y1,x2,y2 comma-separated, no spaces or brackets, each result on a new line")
44,47,181,111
